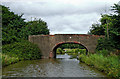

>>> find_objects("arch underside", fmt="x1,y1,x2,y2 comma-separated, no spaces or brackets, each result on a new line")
52,42,88,58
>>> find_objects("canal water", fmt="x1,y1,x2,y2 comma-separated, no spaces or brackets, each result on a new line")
2,54,106,77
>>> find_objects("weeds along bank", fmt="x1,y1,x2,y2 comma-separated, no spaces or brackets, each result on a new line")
78,52,120,78
2,40,42,67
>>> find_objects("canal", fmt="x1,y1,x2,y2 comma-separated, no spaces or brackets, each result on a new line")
2,54,106,77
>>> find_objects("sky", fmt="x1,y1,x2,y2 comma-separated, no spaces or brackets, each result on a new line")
1,0,120,34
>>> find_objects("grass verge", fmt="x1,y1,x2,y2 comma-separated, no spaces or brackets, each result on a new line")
78,53,120,78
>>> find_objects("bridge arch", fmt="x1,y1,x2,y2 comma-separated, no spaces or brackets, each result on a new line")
51,42,88,58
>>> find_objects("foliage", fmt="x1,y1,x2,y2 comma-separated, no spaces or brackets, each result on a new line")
1,5,49,66
59,43,85,49
2,40,42,61
96,38,114,51
2,53,19,67
75,49,87,55
2,5,50,45
23,20,50,39
56,48,65,54
78,53,120,78
65,49,75,54
88,23,105,35
65,49,86,54
111,4,120,15
88,3,120,51
96,49,111,57
2,5,27,44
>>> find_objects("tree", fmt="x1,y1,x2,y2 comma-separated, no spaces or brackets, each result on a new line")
88,3,120,50
2,5,50,45
88,23,105,35
109,4,120,49
2,5,27,44
22,19,50,39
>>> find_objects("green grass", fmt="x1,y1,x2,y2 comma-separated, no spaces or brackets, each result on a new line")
2,40,42,67
78,53,120,78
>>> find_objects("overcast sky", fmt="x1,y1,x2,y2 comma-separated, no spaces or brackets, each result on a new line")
1,0,120,34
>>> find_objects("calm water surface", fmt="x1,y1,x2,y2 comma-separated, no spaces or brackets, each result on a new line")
2,54,106,77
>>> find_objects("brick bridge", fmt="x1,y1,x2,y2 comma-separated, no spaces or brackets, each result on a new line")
29,34,104,58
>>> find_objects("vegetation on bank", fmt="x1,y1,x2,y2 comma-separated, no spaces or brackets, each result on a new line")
2,40,42,67
1,4,49,66
84,3,120,78
78,52,120,78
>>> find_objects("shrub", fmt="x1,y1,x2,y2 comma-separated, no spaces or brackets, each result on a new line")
65,49,74,53
77,49,86,55
96,49,110,56
56,48,65,54
2,40,42,60
96,38,114,51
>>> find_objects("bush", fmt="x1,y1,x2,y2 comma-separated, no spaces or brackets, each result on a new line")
2,40,42,60
65,49,86,53
96,38,114,51
77,49,86,55
96,49,110,56
56,48,65,54
65,49,74,53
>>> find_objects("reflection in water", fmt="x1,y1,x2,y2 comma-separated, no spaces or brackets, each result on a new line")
2,54,106,77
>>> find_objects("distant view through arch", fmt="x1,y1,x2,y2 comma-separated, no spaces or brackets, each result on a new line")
52,42,88,58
